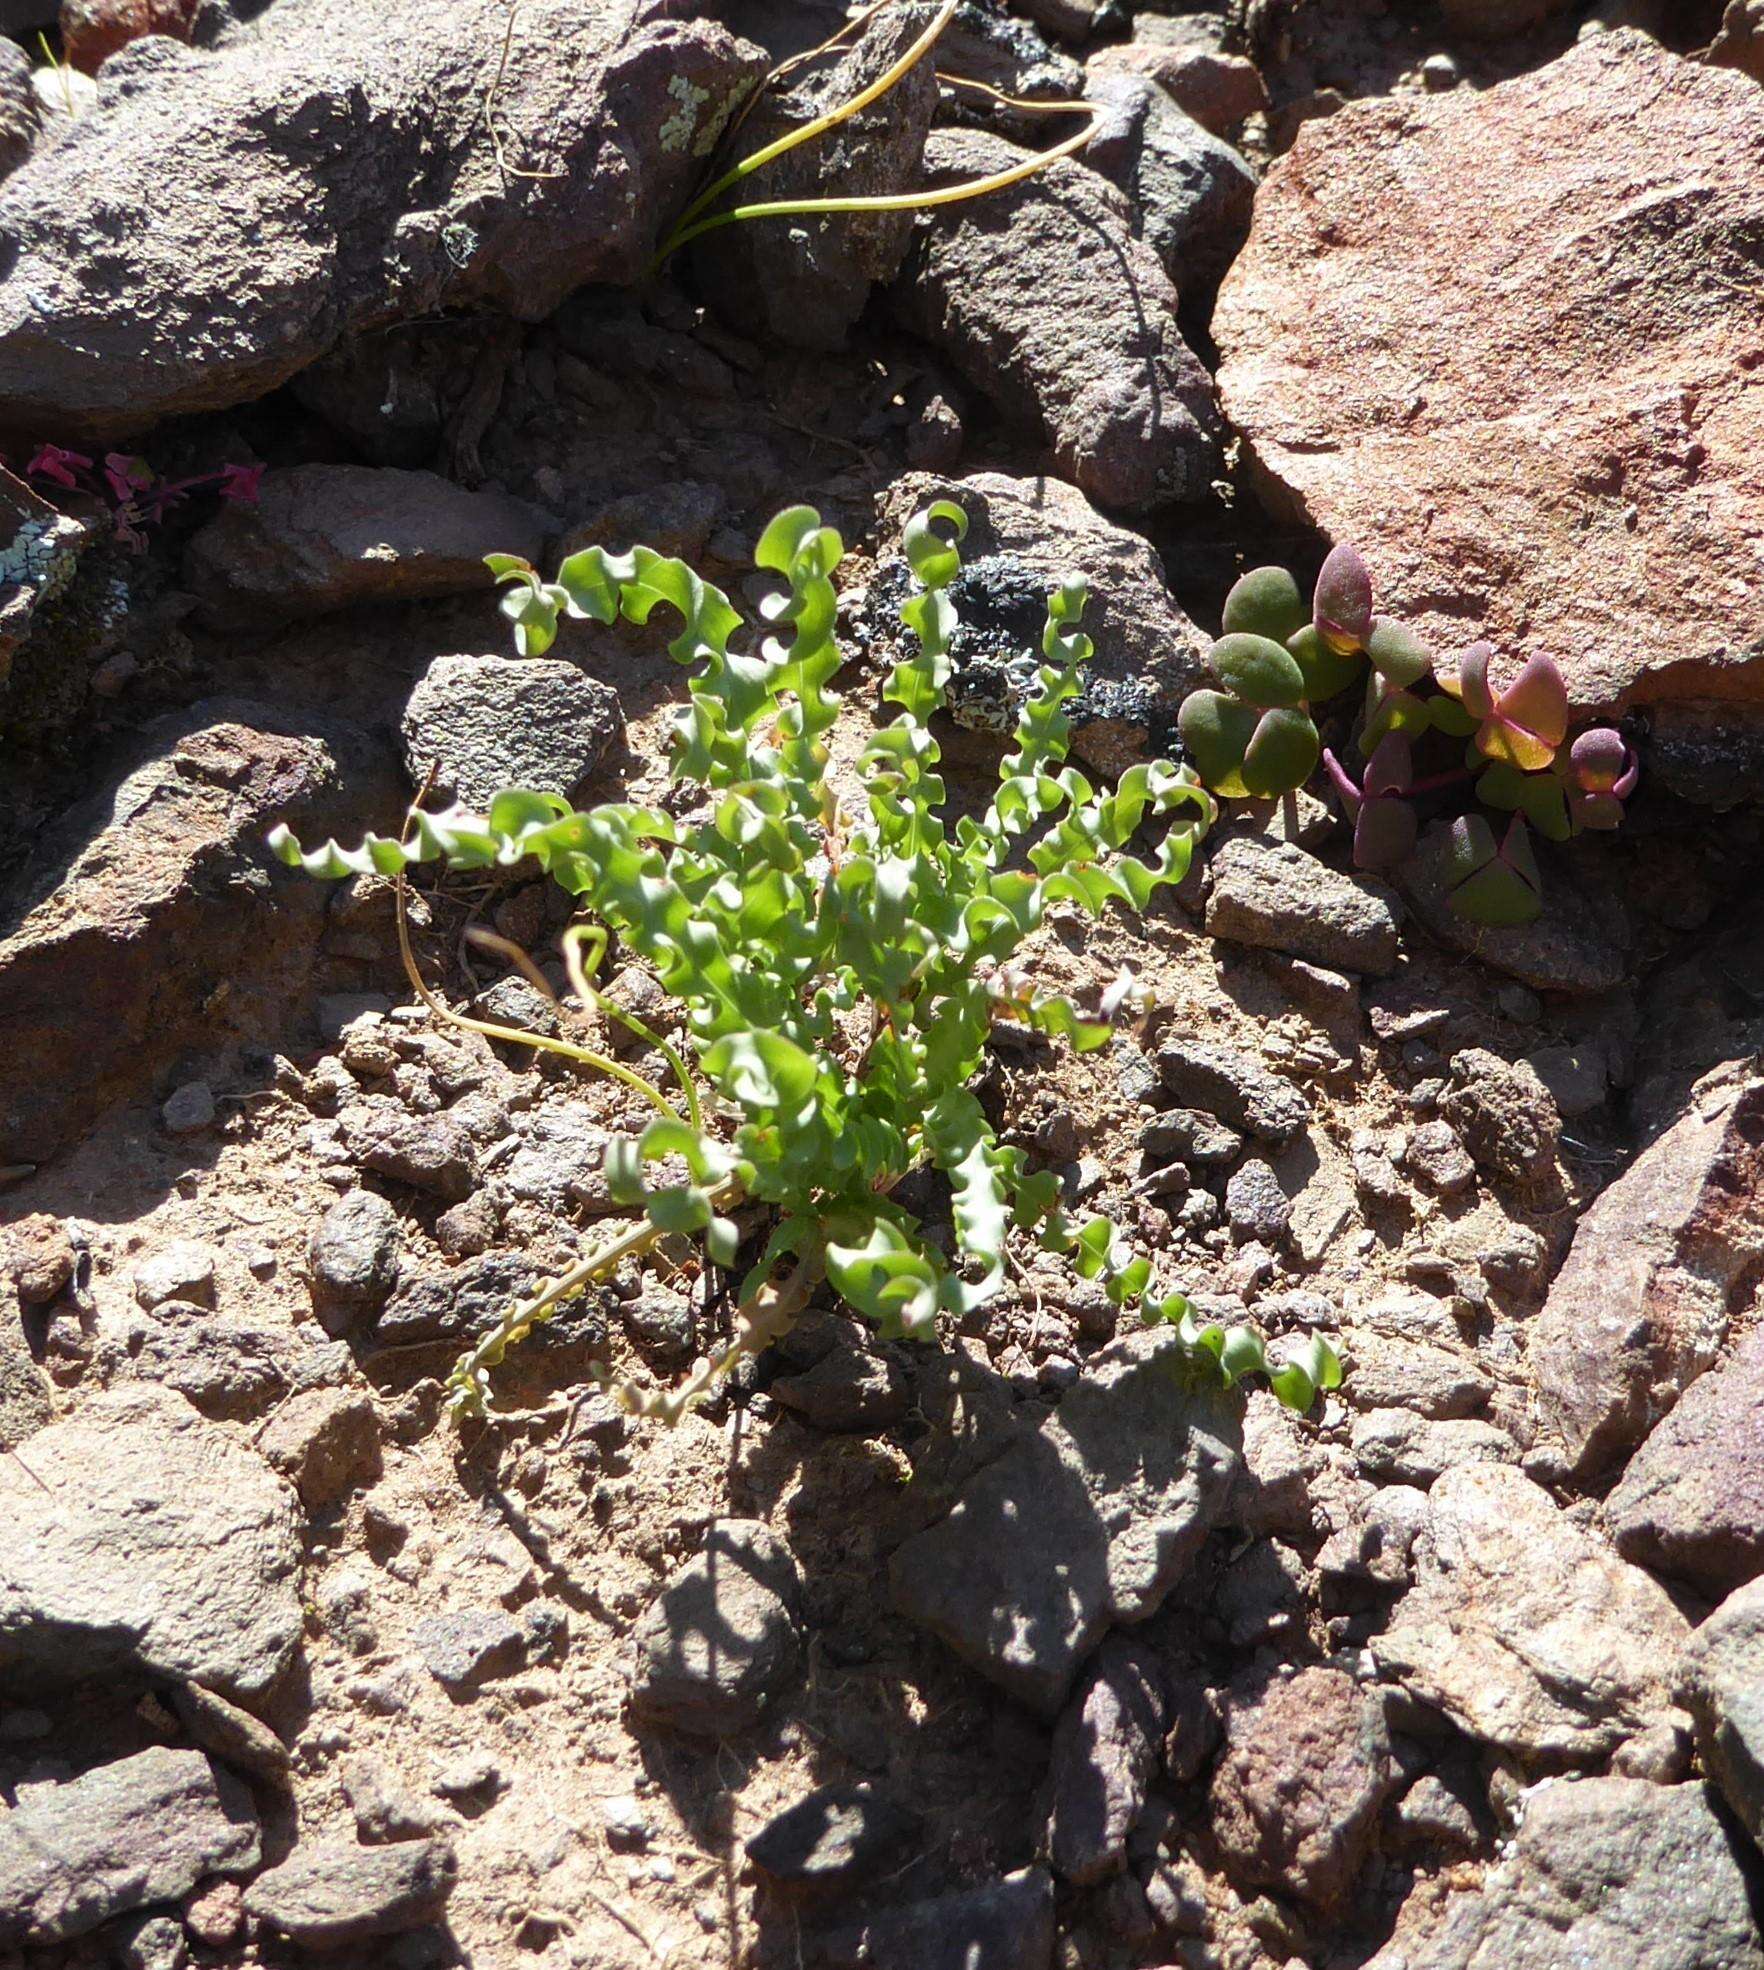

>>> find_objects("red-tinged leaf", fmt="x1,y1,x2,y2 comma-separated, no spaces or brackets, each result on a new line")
1363,732,1413,799
1453,642,1495,720
1445,813,1543,925
1564,726,1628,793
1353,796,1416,870
1314,544,1373,654
1480,654,1568,770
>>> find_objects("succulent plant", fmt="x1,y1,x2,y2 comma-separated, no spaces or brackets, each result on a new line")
1180,546,1637,929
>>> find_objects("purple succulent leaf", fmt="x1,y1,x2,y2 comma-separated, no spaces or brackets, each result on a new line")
1320,745,1364,815
1353,796,1417,870
1314,545,1374,653
1362,731,1414,799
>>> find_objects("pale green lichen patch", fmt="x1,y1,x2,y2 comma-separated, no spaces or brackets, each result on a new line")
658,74,710,155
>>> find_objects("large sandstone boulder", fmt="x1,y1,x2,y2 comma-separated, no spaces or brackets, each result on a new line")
0,0,766,436
1215,35,1764,727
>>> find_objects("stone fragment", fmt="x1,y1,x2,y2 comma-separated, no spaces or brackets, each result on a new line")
1210,1665,1392,1916
308,1188,402,1331
1089,22,1268,136
1224,1158,1291,1244
0,1314,50,1450
1362,1777,1763,1970
160,1079,216,1134
1153,1037,1309,1145
133,1239,218,1310
0,1213,76,1304
337,1098,477,1201
412,1609,526,1694
1350,1410,1515,1488
869,470,1212,775
400,652,621,808
0,707,372,1164
186,466,545,625
244,1836,456,1949
0,38,35,182
1441,1049,1559,1186
769,1327,911,1432
131,1311,289,1421
1206,837,1400,975
746,1783,922,1893
1402,1119,1475,1196
1677,1577,1764,1844
891,1331,1242,1716
258,1389,381,1508
1142,1108,1242,1165
1081,71,1256,300
1530,1068,1764,1478
1215,35,1764,730
628,1521,801,1736
0,0,767,436
1044,1637,1167,1885
1371,1464,1689,1763
692,5,934,350
0,1384,302,1705
824,1867,1054,1970
890,129,1221,514
1340,1333,1491,1420
0,1747,258,1948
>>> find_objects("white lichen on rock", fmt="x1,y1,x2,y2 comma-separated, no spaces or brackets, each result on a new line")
659,74,710,155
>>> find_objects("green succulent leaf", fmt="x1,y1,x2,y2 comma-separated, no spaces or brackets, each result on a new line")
1364,618,1433,689
1208,632,1307,710
1222,565,1308,645
1476,760,1572,842
1286,623,1362,703
1241,705,1320,797
1178,689,1259,797
1443,813,1544,926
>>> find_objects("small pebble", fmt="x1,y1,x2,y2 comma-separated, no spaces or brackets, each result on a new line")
161,1081,217,1134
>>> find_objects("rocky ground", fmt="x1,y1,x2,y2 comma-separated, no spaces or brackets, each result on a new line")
1,0,1763,1967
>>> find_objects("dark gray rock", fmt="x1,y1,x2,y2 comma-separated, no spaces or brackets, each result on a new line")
1363,1777,1764,1969
1403,1118,1476,1195
185,466,545,625
1210,1665,1393,1916
692,4,935,350
131,1310,290,1420
375,1252,606,1363
0,0,767,435
628,1520,801,1736
244,1835,456,1948
308,1188,402,1332
1224,1158,1291,1244
1153,1036,1310,1146
412,1608,526,1693
1441,1048,1559,1186
1529,1066,1764,1480
1082,70,1256,300
1205,837,1401,976
869,469,1212,776
1141,1108,1242,1165
400,652,621,809
0,1747,259,1947
769,1315,911,1432
824,1867,1055,1970
746,1783,922,1893
891,1330,1243,1717
1677,1577,1764,1845
890,129,1222,514
0,1384,302,1705
1045,1636,1168,1884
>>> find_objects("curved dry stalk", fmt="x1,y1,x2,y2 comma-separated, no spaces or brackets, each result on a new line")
394,875,684,1124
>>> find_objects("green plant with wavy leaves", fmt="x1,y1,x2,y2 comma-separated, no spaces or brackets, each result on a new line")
270,503,1340,1424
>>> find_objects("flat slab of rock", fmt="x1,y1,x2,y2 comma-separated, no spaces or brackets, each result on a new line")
1677,1577,1764,1843
0,0,766,434
1045,1636,1167,1885
401,652,621,808
244,1836,456,1948
0,1384,303,1706
1608,1326,1764,1596
1364,1776,1764,1970
869,470,1212,774
823,1866,1054,1970
0,1747,259,1948
1529,1067,1764,1479
1206,837,1400,975
890,1330,1243,1717
1215,35,1764,724
1153,1036,1310,1146
1371,1463,1688,1763
0,704,374,1164
185,466,546,625
890,129,1221,514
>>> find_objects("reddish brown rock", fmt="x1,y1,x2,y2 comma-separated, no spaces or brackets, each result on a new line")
62,0,199,73
1528,1066,1764,1480
1209,1664,1392,1915
1607,1327,1764,1595
1089,33,1268,137
1214,35,1764,723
